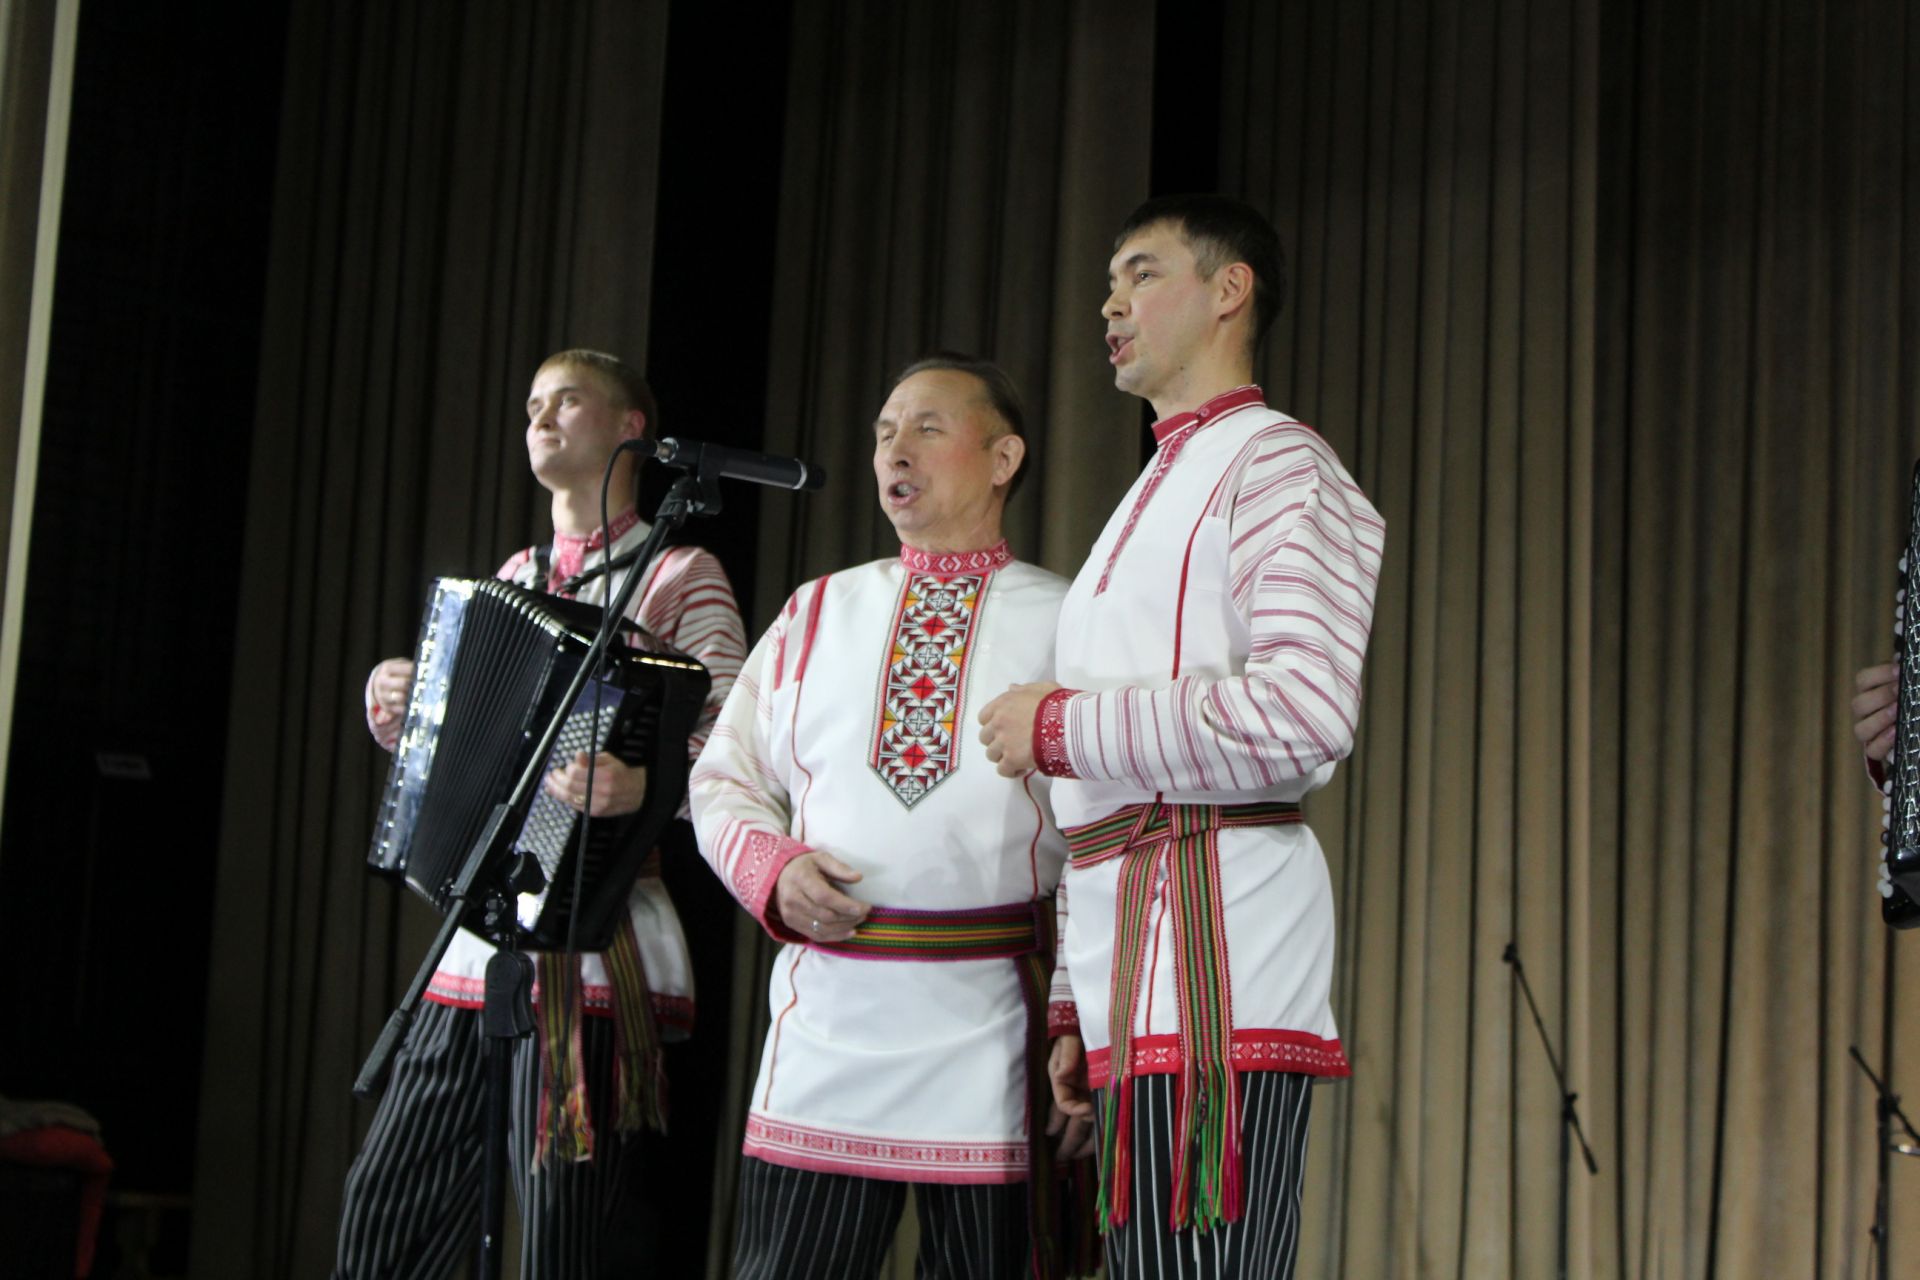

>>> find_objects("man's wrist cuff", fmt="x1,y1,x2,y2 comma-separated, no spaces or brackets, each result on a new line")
1033,688,1081,779
1048,1002,1081,1036
740,831,813,943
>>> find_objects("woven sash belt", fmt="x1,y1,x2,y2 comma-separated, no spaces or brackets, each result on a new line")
533,846,667,1166
811,900,1088,1279
1063,800,1303,1234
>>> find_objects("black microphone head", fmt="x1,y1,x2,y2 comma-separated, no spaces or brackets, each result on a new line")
1502,942,1517,965
795,461,828,491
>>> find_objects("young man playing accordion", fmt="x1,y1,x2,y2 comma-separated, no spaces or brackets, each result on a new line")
336,349,746,1279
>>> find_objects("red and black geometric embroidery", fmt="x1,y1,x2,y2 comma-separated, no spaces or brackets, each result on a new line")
871,571,991,807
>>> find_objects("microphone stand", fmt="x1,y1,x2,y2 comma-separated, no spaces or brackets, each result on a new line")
1849,1045,1920,1280
1504,942,1599,1280
352,452,725,1280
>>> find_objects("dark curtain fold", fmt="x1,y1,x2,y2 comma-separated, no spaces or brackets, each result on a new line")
0,0,60,552
0,0,68,768
191,2,668,1274
1222,0,1920,1275
753,0,1156,608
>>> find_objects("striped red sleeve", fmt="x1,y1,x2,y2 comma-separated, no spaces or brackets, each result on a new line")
1055,429,1385,790
630,545,747,770
1047,877,1078,1035
688,579,820,940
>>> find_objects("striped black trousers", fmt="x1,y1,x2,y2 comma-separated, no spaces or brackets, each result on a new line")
731,1156,1030,1280
1094,1071,1314,1280
334,1000,655,1279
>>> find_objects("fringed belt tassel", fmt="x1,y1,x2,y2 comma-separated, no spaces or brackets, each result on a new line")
532,851,668,1167
1063,800,1303,1235
814,900,1097,1279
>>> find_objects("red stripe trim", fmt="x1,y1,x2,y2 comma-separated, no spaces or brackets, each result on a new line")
789,575,830,840
762,948,805,1108
743,1114,1028,1184
1084,1030,1350,1089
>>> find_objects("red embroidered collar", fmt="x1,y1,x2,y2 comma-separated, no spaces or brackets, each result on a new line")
1150,384,1266,446
551,508,641,585
898,540,1013,576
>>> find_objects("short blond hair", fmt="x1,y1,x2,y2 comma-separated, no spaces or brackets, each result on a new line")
538,349,659,438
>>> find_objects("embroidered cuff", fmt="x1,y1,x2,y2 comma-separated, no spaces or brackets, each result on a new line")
1048,1001,1081,1037
736,829,815,944
1033,688,1081,779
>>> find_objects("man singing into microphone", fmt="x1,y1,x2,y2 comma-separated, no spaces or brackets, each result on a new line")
691,355,1088,1278
336,349,746,1278
979,196,1384,1278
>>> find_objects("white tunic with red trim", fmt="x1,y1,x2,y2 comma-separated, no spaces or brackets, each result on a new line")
690,543,1068,1183
365,512,746,1036
1038,387,1384,1091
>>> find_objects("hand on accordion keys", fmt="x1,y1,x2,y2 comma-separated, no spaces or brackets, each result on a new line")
542,750,649,818
1855,661,1900,766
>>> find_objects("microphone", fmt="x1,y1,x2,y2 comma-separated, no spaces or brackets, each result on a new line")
652,437,826,491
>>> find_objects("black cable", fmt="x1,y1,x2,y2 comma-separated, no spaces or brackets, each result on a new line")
559,548,640,596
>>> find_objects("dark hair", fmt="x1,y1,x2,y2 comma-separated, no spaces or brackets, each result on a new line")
539,348,660,440
887,352,1030,499
1114,194,1286,348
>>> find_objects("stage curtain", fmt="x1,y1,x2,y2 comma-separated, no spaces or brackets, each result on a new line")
752,0,1155,606
0,0,74,844
1222,0,1920,1275
189,2,668,1274
0,0,58,563
712,0,1154,1272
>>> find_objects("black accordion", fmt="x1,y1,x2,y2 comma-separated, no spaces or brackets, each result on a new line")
1884,462,1920,928
367,577,710,951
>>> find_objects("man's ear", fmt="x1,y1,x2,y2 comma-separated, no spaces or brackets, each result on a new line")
622,408,649,442
1214,261,1255,327
992,432,1027,489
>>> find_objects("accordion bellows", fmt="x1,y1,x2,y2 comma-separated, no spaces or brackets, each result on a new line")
368,577,709,951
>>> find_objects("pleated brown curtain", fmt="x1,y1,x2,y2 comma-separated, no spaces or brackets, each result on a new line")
0,0,59,551
1222,0,1920,1275
1608,3,1917,1274
0,0,73,822
191,2,668,1274
752,0,1155,606
706,1,1154,1272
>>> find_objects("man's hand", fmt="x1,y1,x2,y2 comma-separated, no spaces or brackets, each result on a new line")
1047,1034,1095,1161
773,851,869,943
1855,662,1901,764
370,657,415,720
977,682,1059,777
543,751,648,817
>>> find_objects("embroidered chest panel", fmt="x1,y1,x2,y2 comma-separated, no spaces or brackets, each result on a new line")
870,570,993,807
